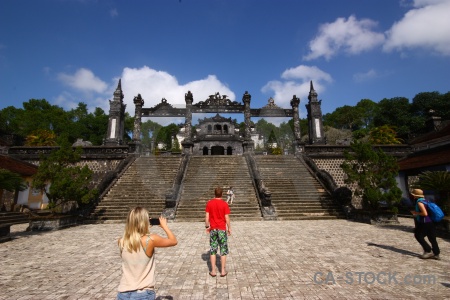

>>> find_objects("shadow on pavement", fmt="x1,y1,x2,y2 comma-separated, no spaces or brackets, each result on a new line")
367,242,419,257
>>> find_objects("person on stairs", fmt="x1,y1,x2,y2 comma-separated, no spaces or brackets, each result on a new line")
226,186,235,205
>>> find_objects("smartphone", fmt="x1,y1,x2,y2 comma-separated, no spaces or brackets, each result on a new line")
149,218,160,226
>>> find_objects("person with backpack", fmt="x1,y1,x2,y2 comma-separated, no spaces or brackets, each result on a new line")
410,189,440,260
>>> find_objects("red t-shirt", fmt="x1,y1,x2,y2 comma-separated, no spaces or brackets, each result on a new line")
205,198,230,231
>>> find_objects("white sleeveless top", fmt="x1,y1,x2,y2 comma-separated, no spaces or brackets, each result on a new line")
118,236,155,292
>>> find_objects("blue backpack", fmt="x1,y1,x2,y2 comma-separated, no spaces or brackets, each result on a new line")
419,200,444,222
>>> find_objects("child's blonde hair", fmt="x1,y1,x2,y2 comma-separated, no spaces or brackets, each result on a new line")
120,207,150,253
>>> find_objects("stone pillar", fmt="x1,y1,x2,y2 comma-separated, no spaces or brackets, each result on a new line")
132,94,144,142
306,81,325,144
242,91,254,153
105,79,126,145
182,91,194,154
290,95,301,141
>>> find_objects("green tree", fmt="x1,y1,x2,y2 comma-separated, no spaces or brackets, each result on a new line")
141,120,162,149
0,100,73,144
67,105,109,145
0,106,21,134
341,141,402,212
373,97,421,140
323,105,363,130
439,92,450,120
172,136,181,152
411,92,441,118
277,121,294,150
25,129,57,146
20,99,72,138
368,125,402,145
0,169,27,192
355,99,379,129
32,141,98,211
412,171,450,215
255,119,278,149
155,123,179,150
324,126,353,145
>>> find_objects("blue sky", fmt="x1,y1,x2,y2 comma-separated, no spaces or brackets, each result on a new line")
1,0,449,125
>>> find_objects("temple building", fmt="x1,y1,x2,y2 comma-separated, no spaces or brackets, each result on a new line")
191,114,242,155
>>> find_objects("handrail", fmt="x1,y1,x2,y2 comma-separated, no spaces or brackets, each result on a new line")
244,153,276,219
163,153,191,219
296,153,337,196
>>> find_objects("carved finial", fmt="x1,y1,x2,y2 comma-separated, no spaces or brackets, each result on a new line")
133,94,144,106
308,81,318,102
114,79,124,102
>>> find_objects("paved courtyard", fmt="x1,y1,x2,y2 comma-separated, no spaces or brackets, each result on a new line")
0,218,449,300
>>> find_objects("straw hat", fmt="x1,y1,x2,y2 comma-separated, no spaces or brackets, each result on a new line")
410,188,424,198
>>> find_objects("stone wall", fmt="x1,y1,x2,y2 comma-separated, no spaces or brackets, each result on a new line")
6,146,130,210
305,145,412,209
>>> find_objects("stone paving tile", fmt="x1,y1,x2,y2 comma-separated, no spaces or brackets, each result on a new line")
0,218,448,299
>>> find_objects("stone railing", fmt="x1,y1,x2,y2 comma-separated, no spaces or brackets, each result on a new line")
304,144,412,158
244,153,276,219
164,153,191,218
8,145,131,160
298,153,337,196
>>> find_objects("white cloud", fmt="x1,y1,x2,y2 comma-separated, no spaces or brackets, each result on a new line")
57,68,108,93
412,0,447,7
261,65,332,109
383,0,450,55
110,8,118,18
304,15,385,61
281,65,333,82
119,66,235,116
54,91,82,111
353,69,378,82
54,66,236,121
42,67,51,75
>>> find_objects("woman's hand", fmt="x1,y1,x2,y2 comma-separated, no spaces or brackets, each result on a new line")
159,216,168,228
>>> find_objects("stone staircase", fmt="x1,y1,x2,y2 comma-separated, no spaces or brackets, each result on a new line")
254,155,343,220
0,212,29,226
175,156,262,222
90,156,182,223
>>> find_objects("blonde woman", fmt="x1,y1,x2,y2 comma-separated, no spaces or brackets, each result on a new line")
117,207,177,300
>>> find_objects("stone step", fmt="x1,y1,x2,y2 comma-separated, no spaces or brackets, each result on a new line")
175,156,261,221
90,156,182,222
0,212,29,226
254,155,343,219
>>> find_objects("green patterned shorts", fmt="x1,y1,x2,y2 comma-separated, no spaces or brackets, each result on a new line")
209,229,229,256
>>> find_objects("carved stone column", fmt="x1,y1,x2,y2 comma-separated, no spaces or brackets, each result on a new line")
243,91,251,140
182,91,194,154
242,91,254,153
132,94,144,142
290,95,301,141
